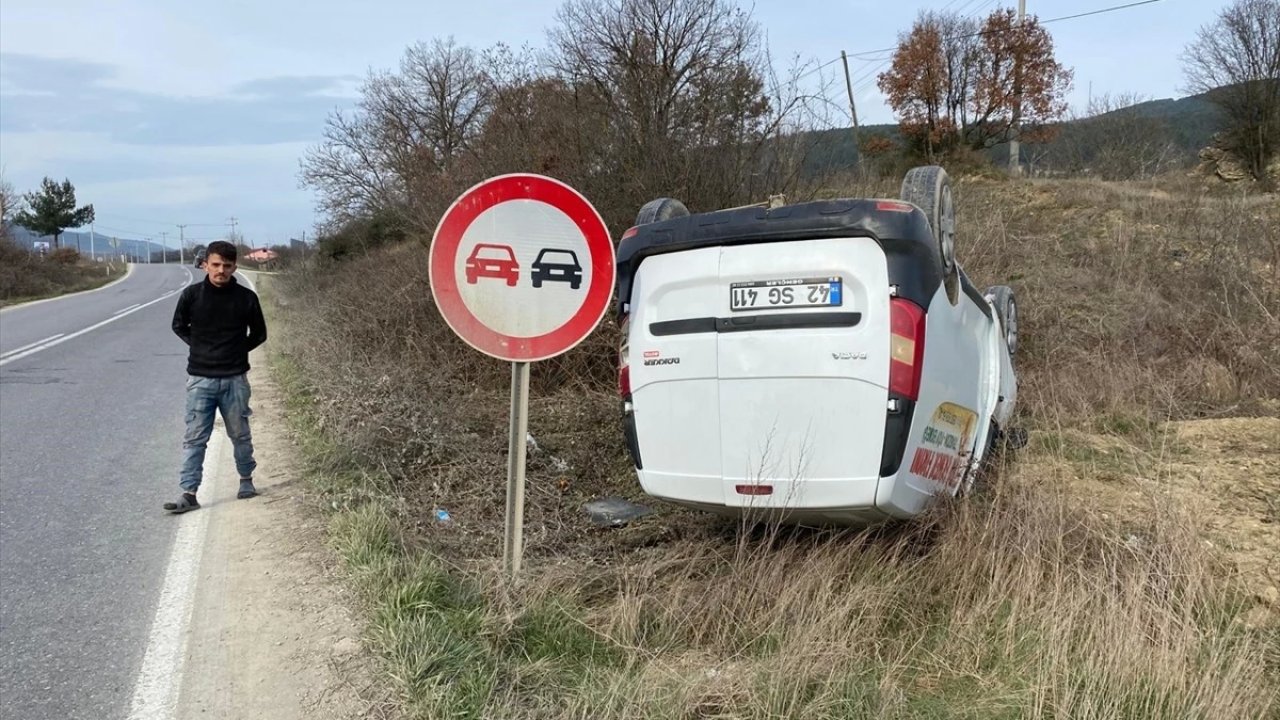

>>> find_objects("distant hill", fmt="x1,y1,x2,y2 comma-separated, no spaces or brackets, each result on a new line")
796,124,901,176
4,224,183,262
1089,90,1223,155
792,89,1225,172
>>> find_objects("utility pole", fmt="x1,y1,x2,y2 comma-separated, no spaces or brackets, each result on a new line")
227,217,239,245
840,51,863,172
90,223,96,261
177,224,186,265
1009,0,1026,177
158,231,169,264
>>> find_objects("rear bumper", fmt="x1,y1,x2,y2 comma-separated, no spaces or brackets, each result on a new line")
636,469,890,526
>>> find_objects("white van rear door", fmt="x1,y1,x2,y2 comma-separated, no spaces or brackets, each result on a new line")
716,237,891,509
628,246,725,505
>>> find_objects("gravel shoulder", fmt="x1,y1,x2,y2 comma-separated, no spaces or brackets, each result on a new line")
176,351,386,719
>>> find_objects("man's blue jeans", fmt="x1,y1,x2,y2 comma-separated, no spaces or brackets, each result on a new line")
180,374,256,492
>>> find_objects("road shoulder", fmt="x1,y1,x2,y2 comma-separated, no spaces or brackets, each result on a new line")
176,351,381,719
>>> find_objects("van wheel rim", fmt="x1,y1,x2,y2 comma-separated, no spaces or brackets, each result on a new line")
939,185,956,272
1006,299,1018,354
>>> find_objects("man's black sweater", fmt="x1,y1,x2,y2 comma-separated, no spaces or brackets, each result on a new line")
172,277,267,377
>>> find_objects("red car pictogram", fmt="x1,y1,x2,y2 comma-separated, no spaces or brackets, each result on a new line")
465,243,520,286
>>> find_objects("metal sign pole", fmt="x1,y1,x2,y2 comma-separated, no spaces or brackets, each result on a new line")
503,361,531,580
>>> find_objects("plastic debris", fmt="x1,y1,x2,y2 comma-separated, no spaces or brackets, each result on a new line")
585,497,654,528
435,508,452,523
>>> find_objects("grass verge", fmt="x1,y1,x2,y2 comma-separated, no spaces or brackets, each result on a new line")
269,348,1277,719
259,174,1280,719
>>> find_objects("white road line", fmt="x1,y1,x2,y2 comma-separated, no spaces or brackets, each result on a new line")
113,303,142,315
126,428,225,720
0,334,65,359
236,270,256,292
0,289,182,367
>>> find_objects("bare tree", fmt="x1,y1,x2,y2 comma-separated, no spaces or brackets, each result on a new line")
936,12,983,139
299,104,402,230
0,174,15,242
546,0,775,218
1042,93,1180,180
1183,0,1280,180
300,37,492,234
302,1,841,241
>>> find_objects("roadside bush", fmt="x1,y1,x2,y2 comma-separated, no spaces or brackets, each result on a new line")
315,209,409,261
0,239,117,304
49,247,80,264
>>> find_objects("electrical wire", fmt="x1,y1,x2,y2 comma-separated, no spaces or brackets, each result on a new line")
845,0,1166,59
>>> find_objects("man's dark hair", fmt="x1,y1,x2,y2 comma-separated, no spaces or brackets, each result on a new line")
207,240,237,262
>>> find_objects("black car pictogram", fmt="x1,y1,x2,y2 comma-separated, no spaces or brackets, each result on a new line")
530,248,583,289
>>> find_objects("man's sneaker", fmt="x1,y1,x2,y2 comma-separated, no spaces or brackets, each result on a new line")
237,478,258,499
163,493,200,514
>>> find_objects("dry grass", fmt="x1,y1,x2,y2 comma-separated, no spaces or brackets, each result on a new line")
954,174,1279,423
0,241,124,306
268,173,1280,718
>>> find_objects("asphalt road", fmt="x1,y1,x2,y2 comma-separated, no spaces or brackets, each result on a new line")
0,263,211,719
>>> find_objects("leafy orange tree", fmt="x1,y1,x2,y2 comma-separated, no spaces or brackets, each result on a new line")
878,9,1072,159
876,19,950,158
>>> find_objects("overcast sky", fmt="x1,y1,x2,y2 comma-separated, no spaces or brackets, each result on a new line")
0,0,1230,248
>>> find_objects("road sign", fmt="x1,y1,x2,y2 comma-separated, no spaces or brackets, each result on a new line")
428,173,614,580
429,173,615,363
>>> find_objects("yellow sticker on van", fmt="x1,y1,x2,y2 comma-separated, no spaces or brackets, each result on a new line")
909,402,978,490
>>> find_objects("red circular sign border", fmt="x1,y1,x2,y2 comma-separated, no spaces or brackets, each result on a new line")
428,174,615,362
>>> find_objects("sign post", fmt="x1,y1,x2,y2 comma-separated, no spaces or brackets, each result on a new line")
504,362,530,577
428,173,614,581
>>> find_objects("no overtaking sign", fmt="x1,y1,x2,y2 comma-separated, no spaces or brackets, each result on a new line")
429,173,615,363
428,174,615,580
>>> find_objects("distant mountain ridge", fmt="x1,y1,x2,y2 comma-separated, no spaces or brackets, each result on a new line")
4,224,183,261
796,88,1224,170
1088,89,1223,154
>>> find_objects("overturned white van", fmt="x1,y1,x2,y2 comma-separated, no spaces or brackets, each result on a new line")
614,166,1020,526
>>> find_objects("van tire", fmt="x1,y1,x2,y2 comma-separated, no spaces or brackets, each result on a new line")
635,198,689,226
985,285,1018,356
900,166,957,277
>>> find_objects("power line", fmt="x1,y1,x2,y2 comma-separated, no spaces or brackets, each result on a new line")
93,212,178,227
836,0,1166,60
92,223,152,237
795,55,845,83
1041,0,1164,25
95,212,226,228
843,0,999,94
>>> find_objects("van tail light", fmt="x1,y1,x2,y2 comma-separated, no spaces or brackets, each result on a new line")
618,313,632,400
889,298,925,400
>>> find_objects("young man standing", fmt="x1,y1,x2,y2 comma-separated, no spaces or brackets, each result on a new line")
164,240,267,513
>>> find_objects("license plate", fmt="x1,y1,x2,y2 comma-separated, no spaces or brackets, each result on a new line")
729,277,843,312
